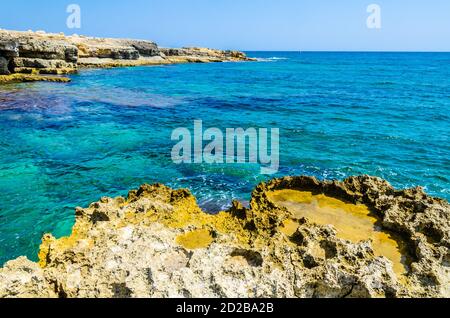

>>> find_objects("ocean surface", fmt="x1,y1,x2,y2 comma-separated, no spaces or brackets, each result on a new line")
0,52,449,265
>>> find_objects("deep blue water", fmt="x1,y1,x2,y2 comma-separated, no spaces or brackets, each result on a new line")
0,52,449,265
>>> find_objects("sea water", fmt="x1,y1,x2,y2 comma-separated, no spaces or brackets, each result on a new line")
0,52,449,264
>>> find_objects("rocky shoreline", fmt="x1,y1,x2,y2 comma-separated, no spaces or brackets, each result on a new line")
0,175,448,298
0,29,254,84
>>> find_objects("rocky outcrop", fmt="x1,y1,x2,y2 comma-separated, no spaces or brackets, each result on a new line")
0,29,253,82
0,40,19,75
71,36,159,59
0,40,19,57
0,176,448,298
69,35,164,68
0,257,56,298
160,47,252,63
0,30,77,76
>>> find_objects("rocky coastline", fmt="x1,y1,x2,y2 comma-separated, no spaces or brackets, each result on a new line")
0,175,448,298
0,29,254,84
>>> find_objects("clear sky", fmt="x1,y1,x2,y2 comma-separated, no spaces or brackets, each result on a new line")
1,0,449,51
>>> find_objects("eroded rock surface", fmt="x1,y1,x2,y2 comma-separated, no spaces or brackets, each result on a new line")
0,176,448,298
0,30,77,75
0,257,56,298
0,29,253,81
160,47,252,63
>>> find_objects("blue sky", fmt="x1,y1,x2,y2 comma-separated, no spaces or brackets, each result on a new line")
1,0,449,51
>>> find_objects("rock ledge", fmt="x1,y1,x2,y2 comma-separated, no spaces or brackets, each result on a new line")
0,176,449,298
0,29,254,83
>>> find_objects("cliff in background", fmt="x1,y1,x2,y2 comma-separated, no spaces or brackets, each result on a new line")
0,176,448,298
0,29,253,83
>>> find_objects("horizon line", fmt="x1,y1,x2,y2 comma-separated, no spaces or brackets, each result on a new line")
242,50,450,53
2,28,449,54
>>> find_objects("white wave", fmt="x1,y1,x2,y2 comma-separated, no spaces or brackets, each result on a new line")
255,57,289,62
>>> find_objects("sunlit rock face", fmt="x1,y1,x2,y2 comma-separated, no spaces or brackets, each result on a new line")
0,30,78,75
0,176,449,298
0,29,254,79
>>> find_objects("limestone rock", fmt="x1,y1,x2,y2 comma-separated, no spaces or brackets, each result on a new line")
11,57,76,72
17,40,78,63
0,30,78,75
0,57,9,75
0,29,253,81
0,40,19,75
0,40,19,57
0,176,448,298
0,257,56,298
118,39,160,57
160,47,255,62
0,73,71,84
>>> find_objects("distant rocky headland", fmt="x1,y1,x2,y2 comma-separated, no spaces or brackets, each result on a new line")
0,29,254,84
0,176,448,298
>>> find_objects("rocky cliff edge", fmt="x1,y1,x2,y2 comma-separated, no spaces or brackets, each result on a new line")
0,176,449,298
0,29,254,83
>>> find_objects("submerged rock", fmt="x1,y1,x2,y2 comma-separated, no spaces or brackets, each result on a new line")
0,73,71,84
0,176,448,298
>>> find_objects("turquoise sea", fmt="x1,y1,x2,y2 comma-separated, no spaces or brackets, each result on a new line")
0,52,449,264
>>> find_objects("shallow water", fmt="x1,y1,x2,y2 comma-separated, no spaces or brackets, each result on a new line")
268,190,409,277
0,52,449,264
